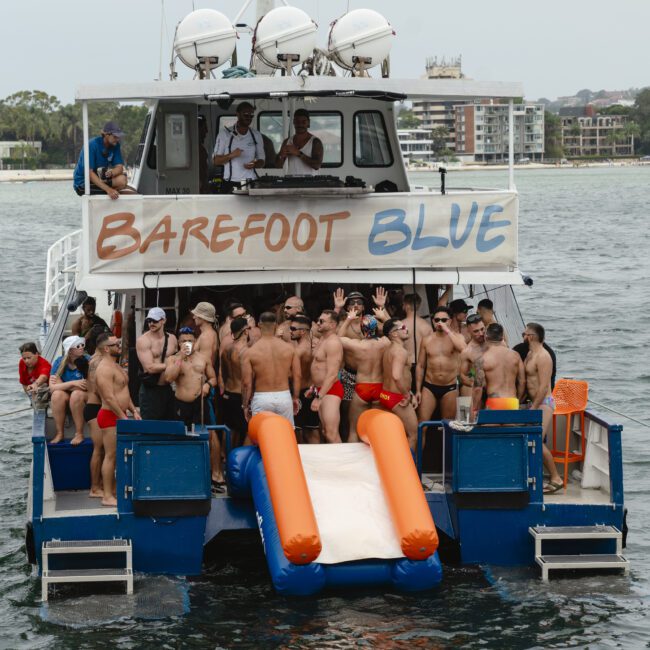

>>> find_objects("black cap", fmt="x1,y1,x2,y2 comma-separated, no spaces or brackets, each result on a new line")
449,299,472,314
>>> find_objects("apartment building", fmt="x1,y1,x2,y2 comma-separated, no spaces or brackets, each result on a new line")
560,107,634,156
455,103,545,163
397,129,435,163
411,56,464,151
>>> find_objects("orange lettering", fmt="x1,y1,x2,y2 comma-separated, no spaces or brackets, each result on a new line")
238,213,266,254
96,212,141,260
292,212,317,252
264,213,290,252
140,215,176,254
319,211,351,252
179,217,209,255
210,215,238,253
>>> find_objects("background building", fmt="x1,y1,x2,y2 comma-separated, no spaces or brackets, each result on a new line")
397,129,434,163
455,103,545,163
560,107,635,157
411,57,464,152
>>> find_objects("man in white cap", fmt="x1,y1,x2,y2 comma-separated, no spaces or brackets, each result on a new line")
136,307,178,419
73,121,131,199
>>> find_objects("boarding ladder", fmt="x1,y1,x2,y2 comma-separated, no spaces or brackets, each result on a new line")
41,539,133,601
529,525,629,581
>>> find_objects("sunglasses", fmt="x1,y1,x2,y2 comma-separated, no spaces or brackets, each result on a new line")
433,317,449,323
317,318,329,324
284,304,300,310
74,343,86,349
107,341,121,348
396,324,408,331
289,326,308,332
466,314,482,325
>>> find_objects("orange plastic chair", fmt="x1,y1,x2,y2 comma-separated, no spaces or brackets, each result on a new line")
550,379,589,487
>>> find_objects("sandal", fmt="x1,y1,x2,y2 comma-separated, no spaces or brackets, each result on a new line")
543,480,563,494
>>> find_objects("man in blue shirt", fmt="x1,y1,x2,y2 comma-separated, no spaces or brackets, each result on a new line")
73,121,128,199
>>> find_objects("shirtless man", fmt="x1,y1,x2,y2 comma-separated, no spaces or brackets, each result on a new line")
136,307,178,420
241,312,301,428
96,335,140,507
310,310,344,443
219,317,250,447
84,332,110,498
379,319,418,450
219,302,260,346
164,328,217,429
192,301,218,366
477,298,508,345
339,312,389,442
276,296,305,341
448,299,472,343
523,322,563,493
290,314,320,443
473,323,525,416
459,314,488,399
415,306,466,421
402,293,433,387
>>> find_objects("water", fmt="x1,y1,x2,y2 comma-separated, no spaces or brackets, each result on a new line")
0,169,648,647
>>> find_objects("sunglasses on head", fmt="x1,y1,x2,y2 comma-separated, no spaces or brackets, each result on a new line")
466,314,482,325
433,317,449,323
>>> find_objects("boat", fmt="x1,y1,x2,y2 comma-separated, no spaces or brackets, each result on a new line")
27,4,628,601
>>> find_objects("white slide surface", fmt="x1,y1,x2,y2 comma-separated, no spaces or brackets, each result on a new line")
298,442,404,564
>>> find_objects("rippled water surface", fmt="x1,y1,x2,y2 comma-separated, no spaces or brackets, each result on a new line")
0,169,648,648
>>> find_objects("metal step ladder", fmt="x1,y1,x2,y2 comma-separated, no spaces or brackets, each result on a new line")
529,525,629,581
41,539,133,601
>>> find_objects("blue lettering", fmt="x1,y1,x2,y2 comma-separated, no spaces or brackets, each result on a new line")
368,209,411,255
413,203,449,250
449,202,478,249
476,205,510,252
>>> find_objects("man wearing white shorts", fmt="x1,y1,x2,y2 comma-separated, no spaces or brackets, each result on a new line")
242,312,301,433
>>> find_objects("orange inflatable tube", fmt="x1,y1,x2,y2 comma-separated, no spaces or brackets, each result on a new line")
248,412,321,565
357,409,438,560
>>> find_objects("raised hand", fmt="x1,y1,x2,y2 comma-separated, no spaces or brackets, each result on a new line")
333,287,346,311
372,306,389,322
373,286,387,308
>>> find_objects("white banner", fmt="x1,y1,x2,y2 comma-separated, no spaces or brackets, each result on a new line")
87,192,518,273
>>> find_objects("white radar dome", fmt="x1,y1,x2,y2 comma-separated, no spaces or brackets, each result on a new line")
174,9,237,71
328,9,395,71
254,6,318,69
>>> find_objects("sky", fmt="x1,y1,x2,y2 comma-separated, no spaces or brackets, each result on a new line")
2,0,649,104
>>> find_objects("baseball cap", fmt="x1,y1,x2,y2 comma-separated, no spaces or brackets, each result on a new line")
63,335,85,355
449,299,472,314
102,121,125,137
146,307,166,321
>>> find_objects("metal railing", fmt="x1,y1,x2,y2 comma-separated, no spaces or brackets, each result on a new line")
43,229,81,326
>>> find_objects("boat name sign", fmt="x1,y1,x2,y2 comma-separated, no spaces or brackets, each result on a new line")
86,193,517,272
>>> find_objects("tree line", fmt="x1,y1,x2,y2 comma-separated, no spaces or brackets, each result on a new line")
0,90,147,168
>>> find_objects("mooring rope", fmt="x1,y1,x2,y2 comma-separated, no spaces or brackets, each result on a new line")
588,398,649,428
0,406,32,418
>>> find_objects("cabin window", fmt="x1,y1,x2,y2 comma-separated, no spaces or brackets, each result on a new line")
353,111,393,167
258,112,343,167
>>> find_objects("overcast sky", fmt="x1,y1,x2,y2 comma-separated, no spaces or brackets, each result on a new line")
2,0,648,104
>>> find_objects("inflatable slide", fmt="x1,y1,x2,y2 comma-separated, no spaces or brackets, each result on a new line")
227,409,443,595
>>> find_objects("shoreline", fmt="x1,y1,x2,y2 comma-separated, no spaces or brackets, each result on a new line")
1,160,648,183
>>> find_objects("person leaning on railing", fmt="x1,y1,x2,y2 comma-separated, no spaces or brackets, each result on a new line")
18,342,51,398
72,121,132,200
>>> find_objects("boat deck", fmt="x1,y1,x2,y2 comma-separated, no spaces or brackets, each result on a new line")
44,491,117,517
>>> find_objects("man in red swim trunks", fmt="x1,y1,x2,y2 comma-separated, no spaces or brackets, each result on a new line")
380,319,418,450
339,312,389,442
310,310,344,443
96,336,140,507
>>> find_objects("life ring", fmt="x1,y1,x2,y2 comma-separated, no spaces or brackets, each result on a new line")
111,310,123,338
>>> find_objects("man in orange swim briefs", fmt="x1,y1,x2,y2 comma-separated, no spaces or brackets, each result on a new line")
339,311,390,442
310,310,344,443
380,319,418,450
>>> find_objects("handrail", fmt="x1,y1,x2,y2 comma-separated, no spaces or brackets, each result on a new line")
43,229,81,324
